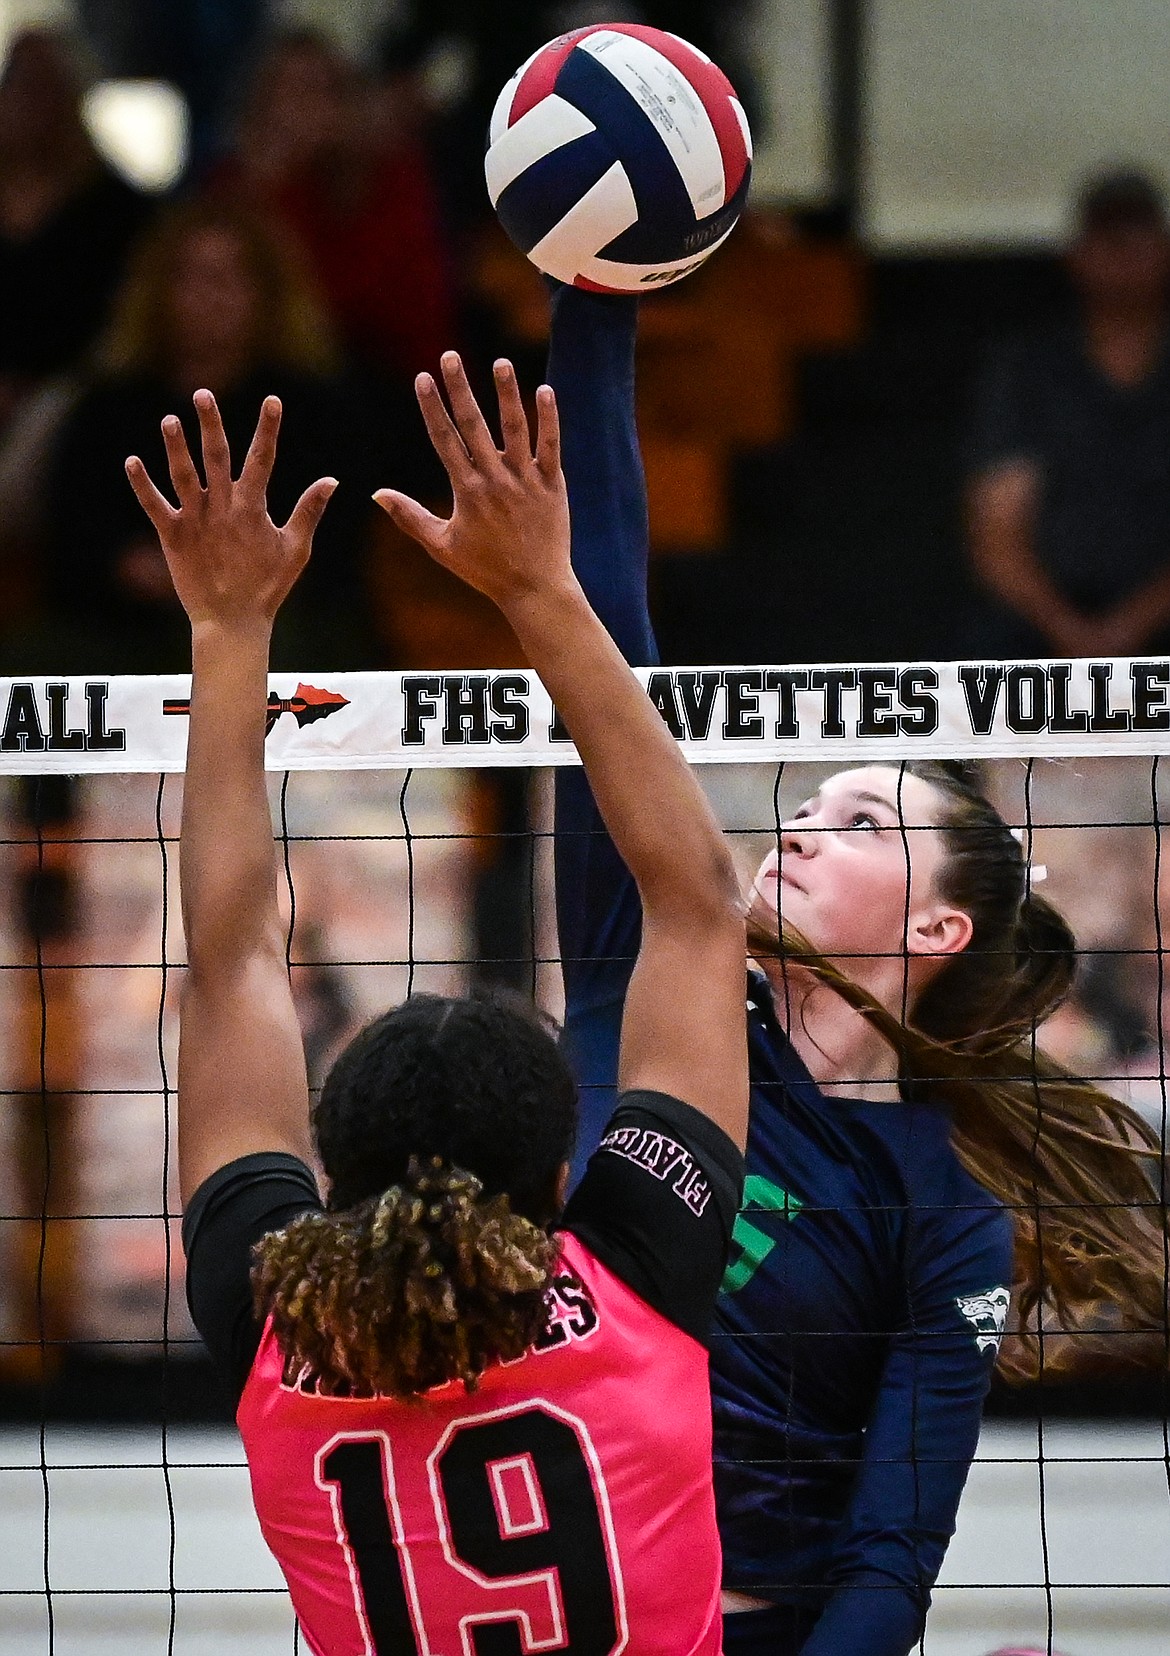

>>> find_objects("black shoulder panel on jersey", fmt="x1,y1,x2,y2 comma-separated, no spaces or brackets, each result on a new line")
183,1152,323,1411
561,1089,745,1345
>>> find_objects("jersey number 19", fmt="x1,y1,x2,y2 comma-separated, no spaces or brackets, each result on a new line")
318,1399,627,1653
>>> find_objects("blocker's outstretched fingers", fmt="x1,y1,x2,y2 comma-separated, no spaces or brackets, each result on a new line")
125,455,178,534
161,414,204,507
372,488,447,555
283,476,339,548
414,372,473,485
440,351,500,466
193,388,234,498
239,396,283,497
533,384,562,481
494,360,532,466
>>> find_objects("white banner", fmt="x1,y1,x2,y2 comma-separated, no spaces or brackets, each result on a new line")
2,659,1170,774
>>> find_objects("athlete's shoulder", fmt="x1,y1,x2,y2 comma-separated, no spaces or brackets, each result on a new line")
849,1096,1011,1236
879,1104,1015,1292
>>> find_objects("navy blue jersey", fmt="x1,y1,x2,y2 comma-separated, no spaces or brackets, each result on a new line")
549,283,1017,1656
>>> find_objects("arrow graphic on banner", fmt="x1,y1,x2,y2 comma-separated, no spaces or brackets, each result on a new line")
163,682,350,737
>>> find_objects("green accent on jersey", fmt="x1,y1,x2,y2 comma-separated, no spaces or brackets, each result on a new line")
721,1174,804,1294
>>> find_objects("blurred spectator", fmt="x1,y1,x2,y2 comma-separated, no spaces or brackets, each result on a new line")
29,199,377,674
0,27,154,429
218,29,455,382
967,167,1170,658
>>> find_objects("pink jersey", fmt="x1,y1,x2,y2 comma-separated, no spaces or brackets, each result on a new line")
237,1232,724,1656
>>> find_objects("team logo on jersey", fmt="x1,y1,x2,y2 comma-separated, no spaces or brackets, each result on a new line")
533,1268,600,1352
955,1285,1010,1355
163,682,349,737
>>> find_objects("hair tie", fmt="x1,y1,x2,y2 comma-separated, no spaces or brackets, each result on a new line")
1008,827,1048,883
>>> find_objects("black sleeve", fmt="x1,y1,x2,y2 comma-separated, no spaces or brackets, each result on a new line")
560,1089,745,1345
182,1153,323,1410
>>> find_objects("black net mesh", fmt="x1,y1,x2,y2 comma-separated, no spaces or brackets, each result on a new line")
0,755,1166,1654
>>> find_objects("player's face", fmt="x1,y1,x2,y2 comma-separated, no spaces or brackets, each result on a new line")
1069,222,1170,310
167,227,261,363
749,766,969,972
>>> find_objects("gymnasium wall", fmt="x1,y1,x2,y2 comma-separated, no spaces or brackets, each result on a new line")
750,0,1170,249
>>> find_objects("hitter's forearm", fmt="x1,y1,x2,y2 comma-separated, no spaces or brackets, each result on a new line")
182,620,283,975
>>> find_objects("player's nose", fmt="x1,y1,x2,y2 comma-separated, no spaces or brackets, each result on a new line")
779,820,816,859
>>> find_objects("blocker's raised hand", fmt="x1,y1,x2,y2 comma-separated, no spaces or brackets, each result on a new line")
125,390,337,630
374,353,571,610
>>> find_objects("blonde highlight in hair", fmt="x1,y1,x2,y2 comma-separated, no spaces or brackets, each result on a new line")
252,1156,560,1399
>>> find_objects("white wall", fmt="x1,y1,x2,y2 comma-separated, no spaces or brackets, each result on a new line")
863,0,1170,248
748,0,834,206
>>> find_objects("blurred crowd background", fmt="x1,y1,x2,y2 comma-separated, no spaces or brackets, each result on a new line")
0,0,1169,1425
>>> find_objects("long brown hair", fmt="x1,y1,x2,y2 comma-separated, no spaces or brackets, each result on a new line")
753,759,1169,1384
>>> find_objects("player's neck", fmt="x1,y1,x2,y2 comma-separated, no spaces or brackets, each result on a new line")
758,958,902,1102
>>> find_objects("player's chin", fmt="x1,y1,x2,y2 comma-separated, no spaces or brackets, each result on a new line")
771,878,814,927
746,883,781,940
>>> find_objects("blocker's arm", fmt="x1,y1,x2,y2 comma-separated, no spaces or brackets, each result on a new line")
127,393,336,1204
376,353,748,1150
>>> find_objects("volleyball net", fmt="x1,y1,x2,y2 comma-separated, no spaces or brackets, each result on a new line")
0,658,1168,1655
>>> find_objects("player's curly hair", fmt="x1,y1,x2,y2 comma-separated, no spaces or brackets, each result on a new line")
252,993,577,1398
751,758,1170,1385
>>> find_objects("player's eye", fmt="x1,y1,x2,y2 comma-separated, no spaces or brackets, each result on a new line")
849,811,881,831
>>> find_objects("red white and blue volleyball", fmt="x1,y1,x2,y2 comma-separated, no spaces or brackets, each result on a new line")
485,24,752,294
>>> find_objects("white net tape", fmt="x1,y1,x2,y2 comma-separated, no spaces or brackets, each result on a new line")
2,658,1170,774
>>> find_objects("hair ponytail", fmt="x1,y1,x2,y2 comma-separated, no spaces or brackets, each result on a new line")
758,916,1168,1383
253,1156,559,1399
1012,892,1079,1026
752,754,1170,1385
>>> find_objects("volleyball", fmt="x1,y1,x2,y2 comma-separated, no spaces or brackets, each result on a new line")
485,24,752,294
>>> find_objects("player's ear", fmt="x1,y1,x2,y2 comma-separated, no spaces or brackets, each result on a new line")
908,904,973,959
554,1161,571,1210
